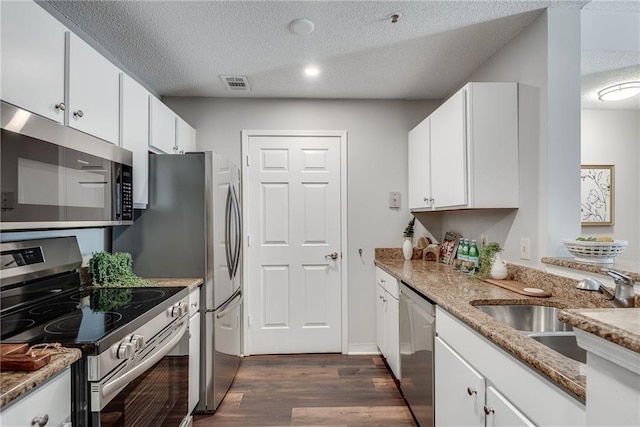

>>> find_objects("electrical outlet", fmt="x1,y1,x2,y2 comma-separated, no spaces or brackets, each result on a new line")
389,192,401,208
520,238,531,260
480,234,488,248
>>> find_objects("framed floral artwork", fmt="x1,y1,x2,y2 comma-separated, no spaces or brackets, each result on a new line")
581,164,614,226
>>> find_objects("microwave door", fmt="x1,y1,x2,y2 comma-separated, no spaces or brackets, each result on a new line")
65,151,112,221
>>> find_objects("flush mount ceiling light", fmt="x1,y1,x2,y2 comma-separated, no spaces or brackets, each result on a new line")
597,81,640,101
289,18,315,35
304,66,320,77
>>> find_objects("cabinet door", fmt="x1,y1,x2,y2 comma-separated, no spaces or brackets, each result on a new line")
435,337,485,427
149,96,177,153
0,368,71,426
67,33,121,144
189,312,201,414
1,1,66,123
430,89,467,209
385,292,400,379
485,386,535,427
121,74,150,208
376,283,386,354
176,116,196,154
408,117,431,210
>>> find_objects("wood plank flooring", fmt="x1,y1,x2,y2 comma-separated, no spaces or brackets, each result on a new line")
193,354,416,426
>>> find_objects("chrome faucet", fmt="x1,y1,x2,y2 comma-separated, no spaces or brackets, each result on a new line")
576,271,636,308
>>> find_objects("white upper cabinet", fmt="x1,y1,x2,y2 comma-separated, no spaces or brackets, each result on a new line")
121,74,150,208
67,33,121,144
408,117,431,210
149,96,177,154
409,82,519,212
1,1,67,123
176,116,197,154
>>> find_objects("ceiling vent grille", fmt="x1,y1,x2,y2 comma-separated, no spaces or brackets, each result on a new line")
220,75,251,91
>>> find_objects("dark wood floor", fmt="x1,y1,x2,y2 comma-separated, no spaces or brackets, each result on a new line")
193,354,416,426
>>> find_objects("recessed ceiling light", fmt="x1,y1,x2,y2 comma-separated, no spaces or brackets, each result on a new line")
289,18,315,36
304,66,320,77
598,81,640,101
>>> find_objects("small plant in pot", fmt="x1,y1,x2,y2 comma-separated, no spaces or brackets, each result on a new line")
402,218,416,260
473,242,507,280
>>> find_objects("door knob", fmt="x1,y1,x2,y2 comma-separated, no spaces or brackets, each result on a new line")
325,252,339,260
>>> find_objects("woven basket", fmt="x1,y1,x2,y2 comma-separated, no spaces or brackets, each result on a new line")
562,239,627,264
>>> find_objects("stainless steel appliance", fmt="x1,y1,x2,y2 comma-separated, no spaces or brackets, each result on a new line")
399,282,436,427
0,102,133,230
112,152,242,413
0,236,190,426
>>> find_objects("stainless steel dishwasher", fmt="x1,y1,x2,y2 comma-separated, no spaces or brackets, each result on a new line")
399,282,436,427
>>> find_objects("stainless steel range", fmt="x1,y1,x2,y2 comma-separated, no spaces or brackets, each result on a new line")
0,236,190,426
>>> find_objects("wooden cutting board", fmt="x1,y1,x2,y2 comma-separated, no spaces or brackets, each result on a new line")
0,343,51,371
484,279,552,297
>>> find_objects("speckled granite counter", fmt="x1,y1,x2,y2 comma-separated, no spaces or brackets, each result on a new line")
559,308,640,353
145,277,203,290
0,349,81,409
542,257,640,282
374,256,612,401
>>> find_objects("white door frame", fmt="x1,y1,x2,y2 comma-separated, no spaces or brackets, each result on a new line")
241,129,348,356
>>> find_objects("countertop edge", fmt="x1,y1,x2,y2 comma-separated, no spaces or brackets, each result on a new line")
559,309,640,353
0,349,82,410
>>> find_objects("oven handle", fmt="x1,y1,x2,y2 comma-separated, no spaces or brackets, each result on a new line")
101,319,188,404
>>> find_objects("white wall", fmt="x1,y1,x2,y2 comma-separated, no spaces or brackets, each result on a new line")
581,109,640,262
426,9,582,266
164,97,439,351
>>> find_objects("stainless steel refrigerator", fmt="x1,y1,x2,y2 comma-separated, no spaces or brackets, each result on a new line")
112,152,242,413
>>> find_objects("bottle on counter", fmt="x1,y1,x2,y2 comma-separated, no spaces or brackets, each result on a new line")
458,239,469,272
468,239,479,272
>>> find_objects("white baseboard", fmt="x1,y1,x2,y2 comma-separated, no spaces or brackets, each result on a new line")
347,343,380,355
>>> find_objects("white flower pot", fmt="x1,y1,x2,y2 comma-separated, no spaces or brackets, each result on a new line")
403,237,413,260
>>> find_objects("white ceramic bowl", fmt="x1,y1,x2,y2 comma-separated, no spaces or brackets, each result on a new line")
562,239,628,264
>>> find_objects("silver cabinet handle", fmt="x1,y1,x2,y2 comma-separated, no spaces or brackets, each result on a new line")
325,252,338,260
467,387,477,396
483,406,495,415
54,102,65,112
31,414,49,426
423,197,428,202
73,109,84,118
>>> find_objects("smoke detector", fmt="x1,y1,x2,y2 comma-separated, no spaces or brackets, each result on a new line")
289,18,315,35
220,75,251,91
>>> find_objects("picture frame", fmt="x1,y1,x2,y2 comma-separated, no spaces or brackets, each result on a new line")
439,231,461,264
581,164,614,226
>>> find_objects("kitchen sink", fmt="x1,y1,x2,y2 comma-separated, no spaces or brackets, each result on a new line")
474,304,572,333
475,304,586,363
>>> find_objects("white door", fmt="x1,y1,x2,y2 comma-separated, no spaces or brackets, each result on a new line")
245,132,344,354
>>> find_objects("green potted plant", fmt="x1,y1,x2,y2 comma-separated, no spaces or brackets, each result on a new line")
473,242,506,280
88,251,153,287
402,218,415,260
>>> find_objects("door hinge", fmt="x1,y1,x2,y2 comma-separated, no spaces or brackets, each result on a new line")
247,314,251,328
246,155,250,166
247,234,251,247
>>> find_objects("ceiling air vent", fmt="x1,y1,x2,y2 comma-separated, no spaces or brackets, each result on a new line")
220,75,251,91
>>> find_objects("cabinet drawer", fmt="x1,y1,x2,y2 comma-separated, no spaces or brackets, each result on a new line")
1,368,71,426
375,267,399,298
189,287,201,317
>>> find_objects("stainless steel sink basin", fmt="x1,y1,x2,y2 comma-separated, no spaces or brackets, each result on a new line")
529,333,586,363
474,304,573,333
474,304,586,363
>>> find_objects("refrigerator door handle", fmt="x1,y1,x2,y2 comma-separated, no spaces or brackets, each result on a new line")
215,290,242,319
225,186,234,280
230,184,242,280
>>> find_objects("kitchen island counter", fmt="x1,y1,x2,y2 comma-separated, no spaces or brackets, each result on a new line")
374,256,610,401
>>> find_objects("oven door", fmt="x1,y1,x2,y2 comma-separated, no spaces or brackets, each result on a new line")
90,321,189,427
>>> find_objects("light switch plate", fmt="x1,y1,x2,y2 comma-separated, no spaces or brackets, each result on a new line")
389,192,401,208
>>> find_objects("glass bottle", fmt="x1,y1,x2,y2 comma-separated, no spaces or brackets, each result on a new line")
468,239,479,272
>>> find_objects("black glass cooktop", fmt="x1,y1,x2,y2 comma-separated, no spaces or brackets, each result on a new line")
1,286,186,354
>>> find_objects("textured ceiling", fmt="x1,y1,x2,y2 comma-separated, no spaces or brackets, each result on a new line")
45,0,638,109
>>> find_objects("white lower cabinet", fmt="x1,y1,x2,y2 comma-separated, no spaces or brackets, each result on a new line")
0,367,71,426
436,307,586,426
375,267,400,379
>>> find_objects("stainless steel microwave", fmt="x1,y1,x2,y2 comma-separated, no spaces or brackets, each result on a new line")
1,102,133,230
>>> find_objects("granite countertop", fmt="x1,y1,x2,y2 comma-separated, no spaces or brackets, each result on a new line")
0,348,82,409
559,308,640,353
145,278,203,290
374,256,612,401
542,257,640,282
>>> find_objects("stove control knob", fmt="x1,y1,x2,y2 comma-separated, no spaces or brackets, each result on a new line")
171,302,188,318
129,334,145,350
116,342,134,360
